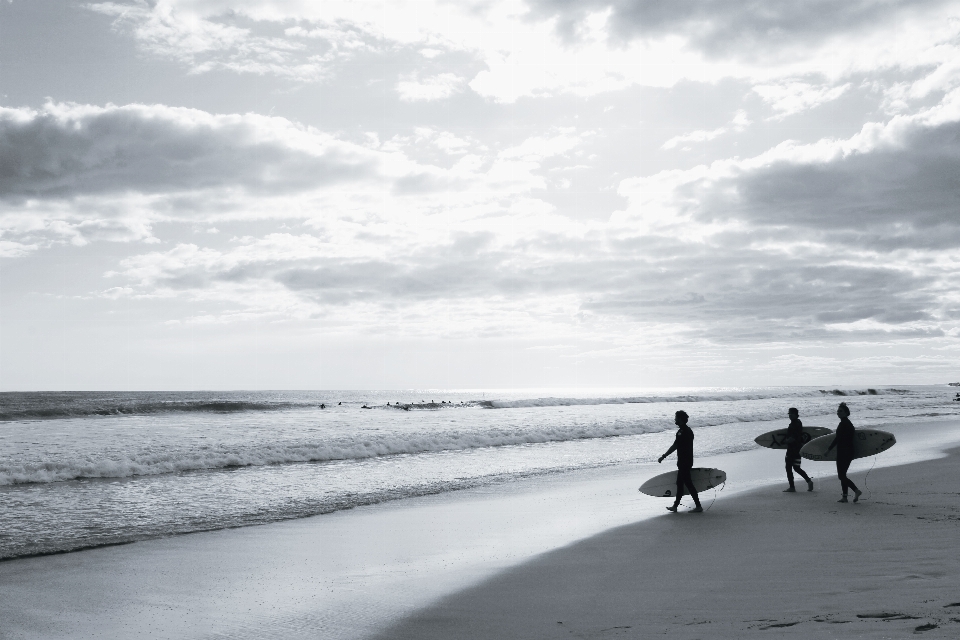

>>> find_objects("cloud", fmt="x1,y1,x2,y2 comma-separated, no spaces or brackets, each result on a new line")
88,1,371,82
0,97,599,262
77,84,960,347
0,102,382,199
662,110,750,150
397,73,465,101
753,82,851,119
524,0,960,109
679,92,960,243
607,91,960,343
528,0,950,55
623,88,960,240
0,239,38,258
84,0,960,106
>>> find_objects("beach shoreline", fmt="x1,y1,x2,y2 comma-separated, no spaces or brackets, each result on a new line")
379,441,960,639
1,417,959,639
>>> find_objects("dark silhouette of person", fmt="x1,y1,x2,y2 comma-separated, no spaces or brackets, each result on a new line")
783,407,813,492
658,410,703,513
320,403,325,409
825,402,862,503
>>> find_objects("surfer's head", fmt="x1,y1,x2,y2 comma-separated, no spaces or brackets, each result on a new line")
788,407,799,419
837,402,850,418
674,410,689,426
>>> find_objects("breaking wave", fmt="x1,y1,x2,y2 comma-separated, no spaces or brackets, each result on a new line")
0,419,677,485
478,388,905,409
0,398,316,422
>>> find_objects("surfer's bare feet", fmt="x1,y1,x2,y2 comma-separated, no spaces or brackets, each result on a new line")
783,486,796,492
853,489,862,502
838,495,848,503
690,506,704,513
807,480,814,492
666,505,678,512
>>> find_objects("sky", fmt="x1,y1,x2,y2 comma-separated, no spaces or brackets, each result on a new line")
1,0,959,390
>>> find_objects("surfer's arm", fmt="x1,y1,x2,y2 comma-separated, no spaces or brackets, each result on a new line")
824,436,838,453
658,440,679,463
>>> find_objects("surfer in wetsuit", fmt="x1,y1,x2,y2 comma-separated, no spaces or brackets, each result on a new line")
783,407,814,493
657,410,703,513
825,402,862,503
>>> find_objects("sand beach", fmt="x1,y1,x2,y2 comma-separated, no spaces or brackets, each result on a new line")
380,442,960,639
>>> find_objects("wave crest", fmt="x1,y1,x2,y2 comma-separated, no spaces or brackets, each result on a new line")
0,399,313,421
0,420,674,485
479,388,903,409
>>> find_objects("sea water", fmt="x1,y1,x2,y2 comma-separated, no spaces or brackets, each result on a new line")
1,386,958,559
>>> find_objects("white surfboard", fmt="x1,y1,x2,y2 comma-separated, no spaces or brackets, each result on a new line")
754,426,832,449
800,429,896,461
639,468,727,497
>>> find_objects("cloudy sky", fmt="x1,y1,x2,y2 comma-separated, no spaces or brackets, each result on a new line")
1,0,959,390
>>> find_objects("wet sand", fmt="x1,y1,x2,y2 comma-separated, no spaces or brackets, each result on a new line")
377,445,960,639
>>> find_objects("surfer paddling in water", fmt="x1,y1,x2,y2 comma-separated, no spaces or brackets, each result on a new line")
783,408,814,493
658,410,704,513
825,402,862,503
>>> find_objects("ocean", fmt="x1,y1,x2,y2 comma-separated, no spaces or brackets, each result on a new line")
1,386,958,560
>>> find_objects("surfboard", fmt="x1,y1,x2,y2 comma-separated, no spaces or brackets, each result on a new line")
754,426,832,449
800,429,896,461
639,468,727,497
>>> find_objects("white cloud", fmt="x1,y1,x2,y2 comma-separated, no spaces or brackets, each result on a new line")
661,110,751,150
89,1,340,82
94,86,960,345
0,97,599,270
396,73,465,101
85,0,960,106
0,239,38,258
607,88,960,344
753,82,851,119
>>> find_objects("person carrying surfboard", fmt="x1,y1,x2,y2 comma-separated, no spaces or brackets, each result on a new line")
657,410,703,513
824,402,862,503
783,408,814,493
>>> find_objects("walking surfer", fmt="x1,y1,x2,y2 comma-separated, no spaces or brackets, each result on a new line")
783,407,814,493
825,402,862,503
657,410,703,513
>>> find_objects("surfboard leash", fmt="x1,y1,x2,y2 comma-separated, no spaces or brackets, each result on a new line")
704,480,725,511
861,454,878,501
681,480,725,512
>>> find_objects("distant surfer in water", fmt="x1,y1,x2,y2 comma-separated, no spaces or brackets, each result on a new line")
825,402,862,503
658,410,703,513
783,408,814,493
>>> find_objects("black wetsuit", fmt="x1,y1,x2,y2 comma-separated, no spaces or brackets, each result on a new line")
826,417,860,495
663,425,701,507
784,418,812,488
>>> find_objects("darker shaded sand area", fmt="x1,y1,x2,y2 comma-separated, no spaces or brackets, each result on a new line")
377,449,960,640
